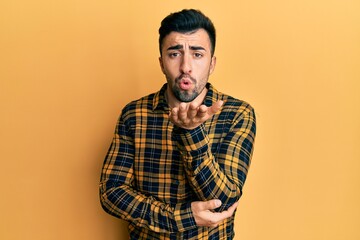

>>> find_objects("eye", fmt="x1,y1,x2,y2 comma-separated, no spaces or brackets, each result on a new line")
194,52,203,58
168,52,180,58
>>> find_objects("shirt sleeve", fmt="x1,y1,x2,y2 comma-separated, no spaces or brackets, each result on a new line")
173,102,256,212
99,113,197,233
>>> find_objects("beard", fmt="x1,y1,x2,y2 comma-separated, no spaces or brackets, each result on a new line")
166,74,208,103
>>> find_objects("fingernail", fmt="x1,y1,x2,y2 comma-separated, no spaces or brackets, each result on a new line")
215,200,222,207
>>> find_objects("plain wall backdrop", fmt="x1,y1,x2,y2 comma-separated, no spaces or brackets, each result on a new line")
1,0,359,239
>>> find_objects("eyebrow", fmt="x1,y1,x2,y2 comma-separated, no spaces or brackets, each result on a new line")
166,44,206,51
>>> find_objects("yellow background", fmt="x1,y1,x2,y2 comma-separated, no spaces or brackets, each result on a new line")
1,0,359,239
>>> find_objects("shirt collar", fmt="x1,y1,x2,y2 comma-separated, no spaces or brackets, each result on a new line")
152,83,220,111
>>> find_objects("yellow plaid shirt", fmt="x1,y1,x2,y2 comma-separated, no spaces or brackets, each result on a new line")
100,83,256,239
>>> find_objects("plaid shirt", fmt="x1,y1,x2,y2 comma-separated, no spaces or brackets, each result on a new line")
100,83,256,240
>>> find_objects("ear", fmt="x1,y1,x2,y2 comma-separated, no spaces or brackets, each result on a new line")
209,56,216,75
159,56,165,74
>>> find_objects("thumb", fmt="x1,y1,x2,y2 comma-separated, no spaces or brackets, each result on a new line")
208,100,224,115
203,199,222,211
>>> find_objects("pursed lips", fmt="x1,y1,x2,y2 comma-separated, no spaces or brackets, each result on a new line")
176,75,195,90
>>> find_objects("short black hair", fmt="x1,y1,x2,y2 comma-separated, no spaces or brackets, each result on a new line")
158,9,216,56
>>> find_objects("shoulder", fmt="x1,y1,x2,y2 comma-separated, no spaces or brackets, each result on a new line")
211,86,255,120
208,84,254,115
119,92,157,121
223,95,255,118
216,93,256,135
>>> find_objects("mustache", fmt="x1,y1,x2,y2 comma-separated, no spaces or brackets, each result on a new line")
175,74,196,82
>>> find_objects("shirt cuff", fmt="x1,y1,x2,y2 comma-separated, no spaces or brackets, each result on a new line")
173,124,210,155
174,202,196,232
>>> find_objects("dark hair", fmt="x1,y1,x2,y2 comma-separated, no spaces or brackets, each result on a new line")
158,9,216,56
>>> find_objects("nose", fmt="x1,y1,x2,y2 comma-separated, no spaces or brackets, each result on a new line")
180,54,192,74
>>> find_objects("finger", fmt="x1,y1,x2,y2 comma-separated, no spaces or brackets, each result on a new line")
227,202,238,213
207,100,223,115
178,103,188,122
197,105,208,118
188,103,198,119
200,199,222,211
219,201,239,218
170,107,179,122
229,201,239,211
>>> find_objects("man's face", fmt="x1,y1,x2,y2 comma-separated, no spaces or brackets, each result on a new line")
159,29,216,103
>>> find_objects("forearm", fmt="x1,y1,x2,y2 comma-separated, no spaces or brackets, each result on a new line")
174,126,241,210
99,178,196,233
100,130,197,233
174,109,256,211
186,149,241,210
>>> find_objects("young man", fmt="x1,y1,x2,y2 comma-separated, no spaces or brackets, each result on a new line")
100,9,256,240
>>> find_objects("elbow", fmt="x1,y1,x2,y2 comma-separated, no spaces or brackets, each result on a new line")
99,183,113,216
218,185,242,212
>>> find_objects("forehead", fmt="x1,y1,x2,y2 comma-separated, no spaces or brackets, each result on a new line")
162,29,211,50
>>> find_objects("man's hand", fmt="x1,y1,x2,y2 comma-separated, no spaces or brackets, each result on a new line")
169,100,223,130
191,199,239,228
